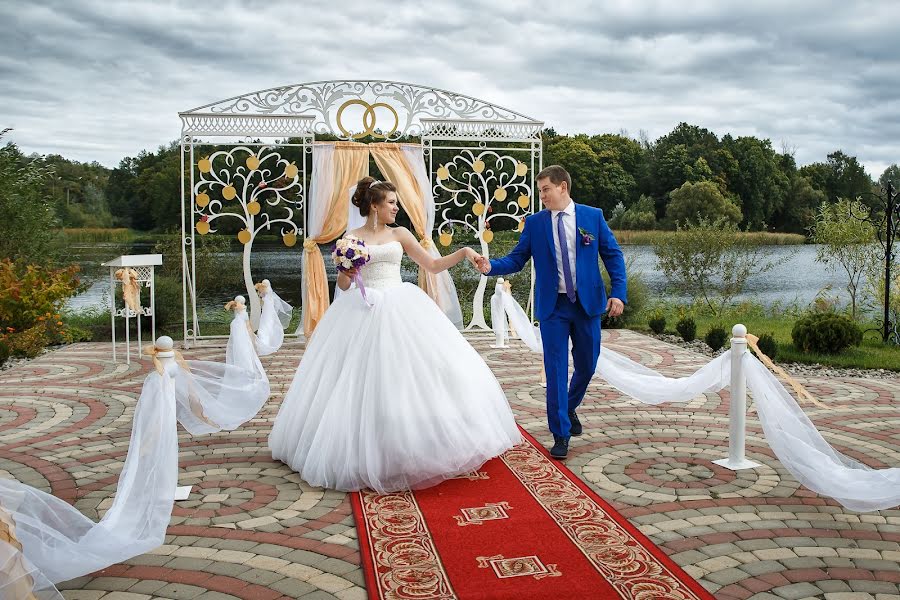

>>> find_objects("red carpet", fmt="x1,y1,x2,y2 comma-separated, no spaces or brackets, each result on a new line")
351,428,715,600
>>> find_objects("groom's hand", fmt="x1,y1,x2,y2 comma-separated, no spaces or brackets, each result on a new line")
475,255,491,274
606,297,624,317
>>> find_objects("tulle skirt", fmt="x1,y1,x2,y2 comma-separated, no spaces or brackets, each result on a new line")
269,283,521,493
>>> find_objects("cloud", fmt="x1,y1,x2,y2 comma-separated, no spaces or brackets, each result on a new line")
1,0,898,176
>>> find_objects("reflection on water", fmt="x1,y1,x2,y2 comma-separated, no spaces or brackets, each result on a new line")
66,241,844,314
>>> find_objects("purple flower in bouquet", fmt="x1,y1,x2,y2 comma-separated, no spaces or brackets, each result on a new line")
332,237,370,272
332,236,373,306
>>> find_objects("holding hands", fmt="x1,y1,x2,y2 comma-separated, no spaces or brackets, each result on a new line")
462,249,491,274
462,247,490,273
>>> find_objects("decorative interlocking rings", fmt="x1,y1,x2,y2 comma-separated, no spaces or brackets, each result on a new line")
336,99,400,139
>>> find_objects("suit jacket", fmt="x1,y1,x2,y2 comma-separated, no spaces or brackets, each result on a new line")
489,203,627,321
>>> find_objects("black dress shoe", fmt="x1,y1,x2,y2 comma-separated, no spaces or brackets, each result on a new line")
569,411,582,436
550,435,569,459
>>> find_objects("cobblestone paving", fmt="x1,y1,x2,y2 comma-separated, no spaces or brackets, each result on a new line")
1,331,897,600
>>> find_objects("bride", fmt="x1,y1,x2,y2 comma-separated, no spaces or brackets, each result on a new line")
269,177,522,493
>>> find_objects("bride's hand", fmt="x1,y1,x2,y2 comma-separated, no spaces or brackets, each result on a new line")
463,247,478,266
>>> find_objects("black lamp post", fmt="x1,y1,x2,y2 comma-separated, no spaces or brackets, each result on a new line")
856,181,900,344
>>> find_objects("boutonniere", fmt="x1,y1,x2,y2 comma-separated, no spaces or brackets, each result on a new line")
578,227,595,246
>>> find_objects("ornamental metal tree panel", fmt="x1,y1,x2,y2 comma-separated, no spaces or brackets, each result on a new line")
192,146,304,328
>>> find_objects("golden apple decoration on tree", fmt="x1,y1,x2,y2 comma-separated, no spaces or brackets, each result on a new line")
246,155,260,171
237,229,251,244
439,231,453,246
222,185,237,200
198,157,211,174
247,201,261,216
283,231,298,247
195,215,210,235
195,191,210,208
284,162,299,179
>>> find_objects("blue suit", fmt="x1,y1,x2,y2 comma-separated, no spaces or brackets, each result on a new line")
490,203,627,437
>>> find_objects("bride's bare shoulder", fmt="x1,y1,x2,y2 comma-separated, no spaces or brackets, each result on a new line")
345,228,367,241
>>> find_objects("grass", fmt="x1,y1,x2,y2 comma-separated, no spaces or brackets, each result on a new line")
62,228,133,243
61,228,183,244
611,229,806,246
635,307,900,371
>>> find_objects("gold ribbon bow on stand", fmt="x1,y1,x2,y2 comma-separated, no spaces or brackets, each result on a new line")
142,343,191,376
115,268,141,313
225,299,256,340
143,343,219,428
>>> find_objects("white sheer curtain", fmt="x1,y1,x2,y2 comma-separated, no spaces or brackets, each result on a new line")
299,144,336,335
400,145,463,329
0,356,270,597
500,289,900,512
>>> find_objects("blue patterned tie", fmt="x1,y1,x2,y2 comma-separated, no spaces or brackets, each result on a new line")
557,212,576,303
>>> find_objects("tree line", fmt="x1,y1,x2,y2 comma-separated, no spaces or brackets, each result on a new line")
8,123,900,236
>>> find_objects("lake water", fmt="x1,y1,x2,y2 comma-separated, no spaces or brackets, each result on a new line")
65,242,847,315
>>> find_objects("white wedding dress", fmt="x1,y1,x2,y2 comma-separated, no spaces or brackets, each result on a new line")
269,241,521,493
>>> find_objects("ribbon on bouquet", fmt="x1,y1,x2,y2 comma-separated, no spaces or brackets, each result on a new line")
351,271,373,307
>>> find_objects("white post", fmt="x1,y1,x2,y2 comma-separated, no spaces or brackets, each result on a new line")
714,324,761,471
154,335,192,501
109,268,116,363
125,308,131,365
490,279,507,348
150,267,156,347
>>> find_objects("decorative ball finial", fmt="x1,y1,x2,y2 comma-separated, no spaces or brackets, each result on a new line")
235,295,246,304
155,335,175,357
732,324,747,338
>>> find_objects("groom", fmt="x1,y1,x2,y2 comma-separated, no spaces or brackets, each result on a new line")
476,165,626,459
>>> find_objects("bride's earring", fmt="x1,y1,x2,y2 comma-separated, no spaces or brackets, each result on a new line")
373,210,379,231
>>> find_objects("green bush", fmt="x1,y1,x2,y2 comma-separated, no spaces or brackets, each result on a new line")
756,332,778,359
676,316,697,342
0,334,10,366
153,275,185,332
648,311,666,334
705,325,728,351
7,323,51,358
791,311,862,354
602,265,648,329
0,260,83,358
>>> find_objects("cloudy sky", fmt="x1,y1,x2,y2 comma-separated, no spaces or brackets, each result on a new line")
2,0,899,176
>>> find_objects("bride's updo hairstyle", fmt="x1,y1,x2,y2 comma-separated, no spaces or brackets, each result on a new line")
352,176,397,216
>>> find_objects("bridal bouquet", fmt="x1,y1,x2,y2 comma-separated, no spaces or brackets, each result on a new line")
332,236,372,306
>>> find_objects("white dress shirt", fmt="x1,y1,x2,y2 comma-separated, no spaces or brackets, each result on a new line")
550,201,577,293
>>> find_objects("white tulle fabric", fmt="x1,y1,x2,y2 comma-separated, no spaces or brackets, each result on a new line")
255,284,292,356
0,354,270,598
400,145,464,329
500,290,900,512
270,241,521,493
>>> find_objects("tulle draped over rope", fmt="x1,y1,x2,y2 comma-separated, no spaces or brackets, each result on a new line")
499,289,900,512
0,336,270,598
